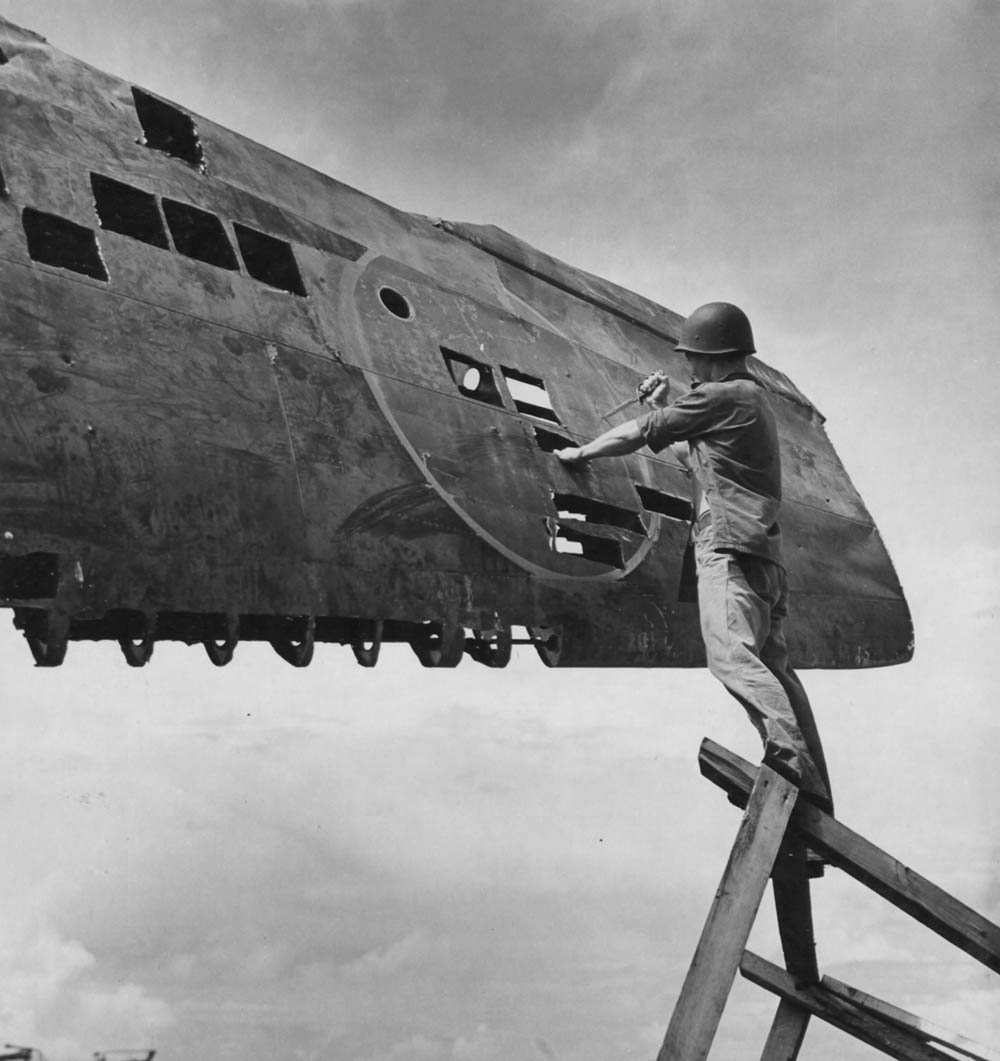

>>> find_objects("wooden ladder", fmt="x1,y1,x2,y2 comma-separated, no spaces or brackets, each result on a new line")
656,740,1000,1061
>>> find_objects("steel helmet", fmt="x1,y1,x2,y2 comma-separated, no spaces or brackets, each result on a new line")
675,302,756,356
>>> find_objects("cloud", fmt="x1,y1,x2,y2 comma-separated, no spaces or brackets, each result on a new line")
341,928,444,982
356,1022,566,1061
0,900,173,1061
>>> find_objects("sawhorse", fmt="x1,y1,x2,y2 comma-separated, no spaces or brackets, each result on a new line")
656,740,1000,1060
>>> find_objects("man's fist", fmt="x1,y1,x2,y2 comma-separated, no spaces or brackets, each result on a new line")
555,447,585,465
637,371,670,407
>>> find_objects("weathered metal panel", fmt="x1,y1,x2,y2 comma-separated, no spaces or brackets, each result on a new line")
0,14,913,668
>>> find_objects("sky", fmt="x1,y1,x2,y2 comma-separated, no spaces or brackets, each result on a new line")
0,1,998,1059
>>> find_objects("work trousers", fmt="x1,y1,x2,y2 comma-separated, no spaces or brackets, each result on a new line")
694,526,832,807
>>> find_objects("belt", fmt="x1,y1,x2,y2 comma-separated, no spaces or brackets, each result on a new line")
694,510,712,532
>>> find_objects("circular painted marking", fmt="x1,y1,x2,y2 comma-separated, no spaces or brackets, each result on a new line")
349,259,662,582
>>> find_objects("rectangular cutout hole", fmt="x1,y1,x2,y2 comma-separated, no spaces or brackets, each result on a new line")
234,223,307,296
533,426,575,453
0,552,61,600
546,521,624,568
91,173,169,248
22,208,108,281
553,493,645,535
634,484,694,521
132,87,205,169
162,199,238,270
501,367,561,423
441,348,504,407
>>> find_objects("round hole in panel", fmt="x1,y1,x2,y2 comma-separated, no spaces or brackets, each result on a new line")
378,286,413,320
461,366,482,392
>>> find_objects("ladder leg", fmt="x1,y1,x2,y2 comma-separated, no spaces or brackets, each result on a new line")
656,765,798,1061
760,999,810,1060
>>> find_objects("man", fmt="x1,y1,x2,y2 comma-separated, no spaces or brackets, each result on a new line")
556,302,832,811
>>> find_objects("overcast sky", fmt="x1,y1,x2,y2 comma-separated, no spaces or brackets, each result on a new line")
0,2,998,1059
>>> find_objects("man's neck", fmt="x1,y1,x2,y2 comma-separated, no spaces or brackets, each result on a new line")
705,357,748,381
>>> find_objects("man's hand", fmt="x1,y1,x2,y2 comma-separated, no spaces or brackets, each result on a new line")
555,446,586,465
637,371,670,408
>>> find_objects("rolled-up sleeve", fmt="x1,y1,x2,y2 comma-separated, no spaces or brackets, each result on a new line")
638,388,719,453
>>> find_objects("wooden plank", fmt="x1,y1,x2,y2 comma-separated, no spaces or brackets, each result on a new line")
770,839,820,985
657,765,798,1061
822,976,1000,1061
760,999,810,1061
741,951,951,1061
700,740,1000,974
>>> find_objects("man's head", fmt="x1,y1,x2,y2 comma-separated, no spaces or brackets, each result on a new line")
675,302,755,383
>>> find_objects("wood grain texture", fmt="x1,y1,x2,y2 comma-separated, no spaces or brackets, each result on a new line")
759,999,810,1061
742,951,962,1061
700,740,1000,974
657,766,797,1061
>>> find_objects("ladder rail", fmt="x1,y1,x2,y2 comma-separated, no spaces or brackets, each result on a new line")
655,740,1000,1060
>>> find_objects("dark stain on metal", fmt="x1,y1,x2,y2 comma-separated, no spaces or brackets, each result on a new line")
284,354,309,382
337,483,450,539
222,335,247,357
27,365,70,395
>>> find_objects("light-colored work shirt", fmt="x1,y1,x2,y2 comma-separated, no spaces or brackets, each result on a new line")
638,373,784,566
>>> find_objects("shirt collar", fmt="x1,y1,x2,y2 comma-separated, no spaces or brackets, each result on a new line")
691,371,758,389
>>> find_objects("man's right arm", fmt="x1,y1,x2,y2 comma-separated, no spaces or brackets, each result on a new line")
555,419,645,465
556,374,672,466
